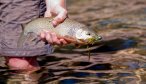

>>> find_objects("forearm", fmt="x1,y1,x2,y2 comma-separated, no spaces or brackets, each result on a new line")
45,0,66,12
45,0,67,26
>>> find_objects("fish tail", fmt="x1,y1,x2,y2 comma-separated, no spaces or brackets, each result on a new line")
17,32,27,48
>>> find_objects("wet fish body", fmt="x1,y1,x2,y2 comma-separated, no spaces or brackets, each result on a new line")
18,18,101,47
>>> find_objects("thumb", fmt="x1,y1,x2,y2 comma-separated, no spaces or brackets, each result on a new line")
52,9,67,26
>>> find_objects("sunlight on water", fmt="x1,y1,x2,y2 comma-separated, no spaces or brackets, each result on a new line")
1,0,146,84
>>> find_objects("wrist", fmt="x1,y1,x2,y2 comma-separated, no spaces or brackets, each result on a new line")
45,0,66,11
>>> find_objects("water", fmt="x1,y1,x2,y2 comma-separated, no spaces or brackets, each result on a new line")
1,0,146,84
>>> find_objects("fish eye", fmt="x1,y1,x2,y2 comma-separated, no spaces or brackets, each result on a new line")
86,32,91,35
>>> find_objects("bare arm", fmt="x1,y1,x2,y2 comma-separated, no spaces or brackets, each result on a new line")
45,0,68,26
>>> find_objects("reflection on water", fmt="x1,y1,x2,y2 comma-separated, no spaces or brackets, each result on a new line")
85,63,112,70
60,79,82,84
1,0,146,84
6,73,39,84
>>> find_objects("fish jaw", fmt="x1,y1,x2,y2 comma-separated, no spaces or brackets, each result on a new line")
75,28,102,44
87,36,102,44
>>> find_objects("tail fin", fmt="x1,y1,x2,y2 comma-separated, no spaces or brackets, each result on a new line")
17,32,28,48
17,24,27,48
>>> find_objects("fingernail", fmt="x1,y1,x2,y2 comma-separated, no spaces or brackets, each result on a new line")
52,21,57,27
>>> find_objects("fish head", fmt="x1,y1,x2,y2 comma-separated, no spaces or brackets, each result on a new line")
75,26,102,44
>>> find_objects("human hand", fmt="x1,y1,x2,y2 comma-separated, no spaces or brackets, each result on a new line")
45,0,68,27
42,0,68,45
40,31,68,45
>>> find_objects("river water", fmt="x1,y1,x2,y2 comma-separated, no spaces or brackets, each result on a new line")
1,0,146,84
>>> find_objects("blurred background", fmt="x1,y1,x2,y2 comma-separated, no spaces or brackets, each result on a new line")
1,0,146,84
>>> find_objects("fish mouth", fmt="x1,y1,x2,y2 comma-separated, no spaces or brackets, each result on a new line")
87,36,102,44
77,36,102,44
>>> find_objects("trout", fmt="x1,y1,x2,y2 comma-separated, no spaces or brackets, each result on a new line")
18,18,101,47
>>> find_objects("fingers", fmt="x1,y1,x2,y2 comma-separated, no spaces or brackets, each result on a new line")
52,9,68,26
46,32,53,44
59,39,67,45
40,31,68,45
51,33,61,44
44,9,68,27
40,32,45,39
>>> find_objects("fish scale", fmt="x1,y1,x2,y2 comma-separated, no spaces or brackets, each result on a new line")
18,17,101,48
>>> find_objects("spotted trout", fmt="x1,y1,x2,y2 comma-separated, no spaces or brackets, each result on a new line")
18,17,101,47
